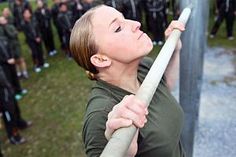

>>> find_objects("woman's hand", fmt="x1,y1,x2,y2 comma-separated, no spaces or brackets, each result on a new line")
105,95,148,157
165,20,185,51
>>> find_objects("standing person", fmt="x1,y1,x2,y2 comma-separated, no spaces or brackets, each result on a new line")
0,144,3,157
0,17,27,99
22,9,49,73
210,0,236,40
2,7,14,25
2,9,29,79
0,22,32,145
104,0,123,12
68,0,84,25
51,0,63,46
35,0,57,57
172,0,180,19
57,2,73,58
0,67,32,145
145,0,167,45
82,0,96,14
12,0,32,31
70,5,186,157
8,0,15,13
121,0,143,22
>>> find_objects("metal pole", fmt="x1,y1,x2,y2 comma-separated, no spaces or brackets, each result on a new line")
179,0,209,156
100,6,192,157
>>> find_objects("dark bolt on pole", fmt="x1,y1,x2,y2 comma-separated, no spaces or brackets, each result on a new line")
179,0,209,157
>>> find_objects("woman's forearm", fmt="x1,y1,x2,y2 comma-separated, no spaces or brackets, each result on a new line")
164,48,180,90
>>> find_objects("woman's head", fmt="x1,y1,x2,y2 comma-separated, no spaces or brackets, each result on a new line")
70,5,153,78
37,0,44,8
23,9,32,20
2,8,11,18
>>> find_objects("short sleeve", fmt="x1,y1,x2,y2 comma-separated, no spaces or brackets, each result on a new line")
82,110,108,157
82,95,115,157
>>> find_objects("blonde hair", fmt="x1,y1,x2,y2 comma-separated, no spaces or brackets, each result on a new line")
70,5,104,80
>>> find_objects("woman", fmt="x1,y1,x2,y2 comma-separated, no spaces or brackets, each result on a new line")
70,5,185,157
34,0,57,56
22,9,49,73
2,9,29,79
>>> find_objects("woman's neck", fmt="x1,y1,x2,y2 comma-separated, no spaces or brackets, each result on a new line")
98,60,141,94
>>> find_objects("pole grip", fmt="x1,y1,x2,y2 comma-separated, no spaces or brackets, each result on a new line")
100,6,192,157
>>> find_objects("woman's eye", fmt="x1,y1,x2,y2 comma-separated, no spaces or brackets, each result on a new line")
115,26,121,33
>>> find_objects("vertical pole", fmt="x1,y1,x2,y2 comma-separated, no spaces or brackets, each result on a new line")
179,0,209,157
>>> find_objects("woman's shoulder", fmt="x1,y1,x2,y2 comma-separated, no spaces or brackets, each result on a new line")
85,81,120,118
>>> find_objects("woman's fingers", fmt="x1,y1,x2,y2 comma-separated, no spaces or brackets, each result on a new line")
105,118,132,140
105,95,149,140
165,20,185,38
121,108,147,128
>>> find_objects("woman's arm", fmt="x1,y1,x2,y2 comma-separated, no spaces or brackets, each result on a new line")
164,21,185,90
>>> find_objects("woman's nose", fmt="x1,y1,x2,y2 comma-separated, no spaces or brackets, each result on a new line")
130,20,141,32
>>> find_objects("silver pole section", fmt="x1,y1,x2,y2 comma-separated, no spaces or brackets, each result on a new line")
100,6,192,157
179,0,208,157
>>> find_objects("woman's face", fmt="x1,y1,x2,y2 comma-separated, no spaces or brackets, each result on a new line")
92,6,153,64
37,0,44,8
3,8,10,17
23,10,31,20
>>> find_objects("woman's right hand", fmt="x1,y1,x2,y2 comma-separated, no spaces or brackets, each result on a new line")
105,95,148,157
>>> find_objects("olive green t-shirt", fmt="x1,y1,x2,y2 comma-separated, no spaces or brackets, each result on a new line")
82,57,185,157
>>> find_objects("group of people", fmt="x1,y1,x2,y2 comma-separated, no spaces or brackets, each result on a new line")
210,0,236,40
0,8,32,149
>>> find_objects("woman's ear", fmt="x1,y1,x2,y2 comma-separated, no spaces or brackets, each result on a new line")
90,54,111,68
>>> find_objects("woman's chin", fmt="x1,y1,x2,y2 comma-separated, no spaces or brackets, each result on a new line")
145,44,154,55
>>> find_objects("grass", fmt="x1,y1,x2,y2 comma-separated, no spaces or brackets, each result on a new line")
0,0,235,156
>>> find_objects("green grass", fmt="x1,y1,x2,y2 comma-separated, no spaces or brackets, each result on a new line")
0,1,235,156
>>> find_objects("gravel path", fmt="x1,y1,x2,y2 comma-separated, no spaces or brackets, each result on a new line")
172,47,236,157
193,47,236,157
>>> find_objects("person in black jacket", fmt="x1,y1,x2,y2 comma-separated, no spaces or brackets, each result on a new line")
145,0,166,45
210,0,236,40
104,0,123,12
0,17,27,98
12,0,32,31
0,22,32,145
2,9,29,79
35,0,57,57
121,0,143,22
0,66,32,145
2,7,14,25
57,2,73,58
51,0,64,46
68,0,83,25
82,0,97,14
22,9,49,73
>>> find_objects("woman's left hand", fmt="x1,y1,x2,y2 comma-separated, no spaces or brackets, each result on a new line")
164,21,185,51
